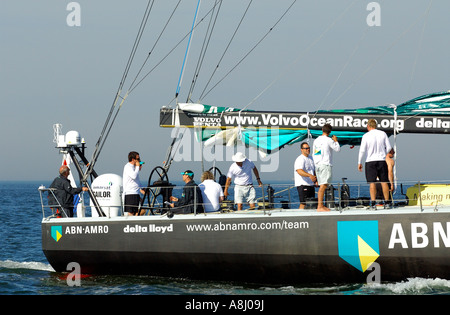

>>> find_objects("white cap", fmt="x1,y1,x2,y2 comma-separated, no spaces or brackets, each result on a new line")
232,152,246,162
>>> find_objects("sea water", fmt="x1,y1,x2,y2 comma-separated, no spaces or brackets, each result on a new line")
1,181,449,295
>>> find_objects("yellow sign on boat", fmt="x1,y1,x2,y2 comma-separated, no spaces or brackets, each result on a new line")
406,184,450,206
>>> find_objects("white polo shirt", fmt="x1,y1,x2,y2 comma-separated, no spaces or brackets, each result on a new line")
294,154,315,186
227,159,255,185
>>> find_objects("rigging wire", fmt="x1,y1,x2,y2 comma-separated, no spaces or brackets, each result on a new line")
175,0,202,100
320,27,369,112
200,0,298,103
407,0,433,98
127,1,226,170
243,0,356,111
198,0,254,102
128,0,183,93
119,0,155,94
186,0,223,103
328,4,435,110
395,0,433,193
84,0,154,181
84,1,219,177
171,0,202,172
243,0,357,110
128,2,222,96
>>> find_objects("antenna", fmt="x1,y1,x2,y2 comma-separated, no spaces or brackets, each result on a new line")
53,123,67,149
53,123,62,144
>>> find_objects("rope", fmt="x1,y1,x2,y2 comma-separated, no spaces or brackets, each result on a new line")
390,104,398,191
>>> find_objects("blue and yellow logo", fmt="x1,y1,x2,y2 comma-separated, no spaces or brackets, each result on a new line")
337,221,380,272
51,226,63,242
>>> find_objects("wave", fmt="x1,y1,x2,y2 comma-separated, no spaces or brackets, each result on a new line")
258,278,450,295
364,277,450,294
0,260,55,272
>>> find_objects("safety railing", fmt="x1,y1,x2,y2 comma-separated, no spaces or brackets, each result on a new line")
38,186,70,219
38,179,450,219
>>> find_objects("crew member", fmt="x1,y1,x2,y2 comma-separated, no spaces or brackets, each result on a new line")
224,152,262,210
49,165,88,217
123,151,145,215
169,170,204,214
294,142,317,209
358,119,393,209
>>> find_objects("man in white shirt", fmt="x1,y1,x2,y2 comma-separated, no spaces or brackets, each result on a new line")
199,171,224,212
224,152,262,210
358,119,392,209
123,151,145,215
313,124,340,211
294,142,317,209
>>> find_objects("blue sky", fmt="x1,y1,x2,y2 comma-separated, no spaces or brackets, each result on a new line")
1,0,449,184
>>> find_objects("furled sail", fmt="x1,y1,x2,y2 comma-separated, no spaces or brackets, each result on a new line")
160,91,450,153
322,90,450,116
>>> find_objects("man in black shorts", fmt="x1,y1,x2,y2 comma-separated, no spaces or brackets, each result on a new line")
358,119,392,209
294,142,317,209
123,151,145,215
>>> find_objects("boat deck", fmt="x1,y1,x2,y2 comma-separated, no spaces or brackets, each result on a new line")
41,203,450,223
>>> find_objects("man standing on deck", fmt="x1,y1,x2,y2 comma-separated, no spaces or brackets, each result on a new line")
49,165,88,217
224,152,262,210
312,124,340,212
358,119,393,209
123,151,145,216
294,142,317,209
